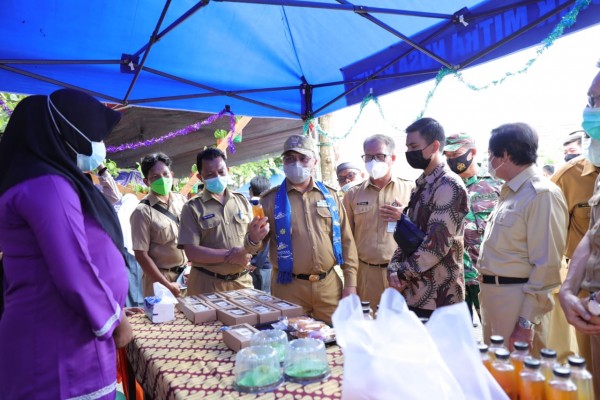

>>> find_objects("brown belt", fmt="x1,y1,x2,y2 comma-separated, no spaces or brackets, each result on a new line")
195,266,249,281
360,259,388,268
292,267,335,282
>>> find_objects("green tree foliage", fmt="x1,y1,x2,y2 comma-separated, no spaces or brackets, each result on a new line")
0,93,25,135
229,157,283,188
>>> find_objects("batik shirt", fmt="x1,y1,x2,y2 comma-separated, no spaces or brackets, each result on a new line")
462,175,501,284
389,162,469,310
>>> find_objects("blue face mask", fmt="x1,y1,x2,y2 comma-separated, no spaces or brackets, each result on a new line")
204,175,228,194
582,107,600,140
582,136,600,167
47,96,106,172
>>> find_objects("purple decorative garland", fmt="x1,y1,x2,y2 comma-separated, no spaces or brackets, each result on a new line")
106,108,238,154
0,97,13,117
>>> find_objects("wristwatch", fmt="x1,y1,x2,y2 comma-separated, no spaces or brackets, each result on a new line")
588,292,600,316
518,316,533,330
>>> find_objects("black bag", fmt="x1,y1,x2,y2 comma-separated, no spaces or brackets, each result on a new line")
393,213,425,257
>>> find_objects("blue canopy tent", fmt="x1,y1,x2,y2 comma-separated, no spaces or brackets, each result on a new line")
0,0,599,120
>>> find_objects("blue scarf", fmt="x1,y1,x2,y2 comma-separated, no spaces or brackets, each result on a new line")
274,180,344,284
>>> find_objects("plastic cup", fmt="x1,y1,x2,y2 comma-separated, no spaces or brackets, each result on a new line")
250,329,288,364
283,338,331,384
233,345,283,393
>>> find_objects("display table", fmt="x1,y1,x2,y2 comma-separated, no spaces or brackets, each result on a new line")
125,311,344,399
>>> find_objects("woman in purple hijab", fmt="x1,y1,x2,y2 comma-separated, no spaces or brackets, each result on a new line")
0,89,131,399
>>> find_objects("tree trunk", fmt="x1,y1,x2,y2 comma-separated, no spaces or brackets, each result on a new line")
317,114,336,186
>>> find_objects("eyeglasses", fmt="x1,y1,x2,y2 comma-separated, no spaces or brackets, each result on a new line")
337,171,357,184
282,154,313,165
361,154,390,162
589,93,600,108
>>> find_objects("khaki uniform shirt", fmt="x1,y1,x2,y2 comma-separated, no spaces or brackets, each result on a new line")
261,179,359,287
582,173,600,293
130,192,188,269
478,166,568,323
178,189,259,275
551,156,599,258
343,177,414,264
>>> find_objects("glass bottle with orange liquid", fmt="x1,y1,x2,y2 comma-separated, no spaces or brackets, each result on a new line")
478,343,492,373
489,335,507,361
510,341,530,377
518,356,546,400
541,348,559,383
491,348,518,400
547,366,578,400
250,198,265,219
567,355,594,400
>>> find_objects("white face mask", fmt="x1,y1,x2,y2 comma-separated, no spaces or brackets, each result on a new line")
341,180,361,193
487,156,505,180
47,96,106,172
365,160,389,180
582,136,600,167
284,162,312,184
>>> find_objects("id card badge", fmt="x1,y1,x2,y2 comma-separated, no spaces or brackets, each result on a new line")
387,221,397,233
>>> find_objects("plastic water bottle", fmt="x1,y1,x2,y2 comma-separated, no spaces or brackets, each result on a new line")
250,198,265,219
567,355,594,400
518,356,546,400
491,348,518,400
547,366,578,400
510,341,530,377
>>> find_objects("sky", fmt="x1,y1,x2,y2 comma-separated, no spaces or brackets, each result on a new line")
328,23,600,180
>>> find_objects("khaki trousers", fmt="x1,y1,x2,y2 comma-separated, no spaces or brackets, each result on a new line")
142,268,181,298
480,282,549,357
271,268,342,325
186,267,253,296
590,334,600,396
357,260,388,309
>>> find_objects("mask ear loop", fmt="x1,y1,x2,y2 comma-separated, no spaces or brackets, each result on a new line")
47,95,94,147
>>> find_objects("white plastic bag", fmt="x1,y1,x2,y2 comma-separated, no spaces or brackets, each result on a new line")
426,302,508,400
332,289,466,400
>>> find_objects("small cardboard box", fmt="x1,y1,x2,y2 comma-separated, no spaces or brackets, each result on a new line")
144,297,175,324
220,289,243,298
217,307,258,326
230,296,261,308
208,299,237,309
222,323,259,352
270,300,304,318
199,292,226,302
252,293,279,304
236,288,264,296
245,303,282,324
177,296,217,324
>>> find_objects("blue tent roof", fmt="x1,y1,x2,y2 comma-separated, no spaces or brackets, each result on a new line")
1,0,598,119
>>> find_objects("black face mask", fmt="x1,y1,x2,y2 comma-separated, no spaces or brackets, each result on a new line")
405,143,432,170
564,153,580,162
447,149,473,174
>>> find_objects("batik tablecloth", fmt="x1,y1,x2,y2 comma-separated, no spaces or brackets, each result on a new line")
126,311,344,399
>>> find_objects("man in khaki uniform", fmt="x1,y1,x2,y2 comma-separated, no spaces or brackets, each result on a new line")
560,63,600,393
131,152,188,298
261,135,359,324
479,123,568,355
551,133,599,361
178,148,269,295
343,134,413,308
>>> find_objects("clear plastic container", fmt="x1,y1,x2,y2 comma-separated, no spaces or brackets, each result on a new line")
547,366,578,400
491,348,518,400
233,345,284,393
567,355,594,400
284,338,331,384
250,329,289,364
519,356,545,400
510,341,530,377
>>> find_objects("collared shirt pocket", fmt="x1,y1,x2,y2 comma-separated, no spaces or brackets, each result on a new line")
199,215,220,230
233,212,251,237
353,204,373,224
151,217,175,245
